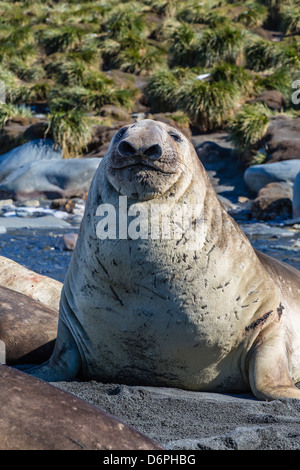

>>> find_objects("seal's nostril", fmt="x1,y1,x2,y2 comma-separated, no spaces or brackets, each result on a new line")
118,141,137,158
143,144,162,160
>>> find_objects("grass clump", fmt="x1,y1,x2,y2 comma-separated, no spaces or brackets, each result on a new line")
47,108,94,158
227,103,272,161
0,103,34,129
177,78,240,131
146,70,180,112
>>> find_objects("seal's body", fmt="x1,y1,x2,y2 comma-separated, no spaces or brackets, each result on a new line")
23,120,300,400
0,366,161,450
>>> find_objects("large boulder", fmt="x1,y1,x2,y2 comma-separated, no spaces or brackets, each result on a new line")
0,139,62,182
293,171,300,218
0,158,102,201
251,182,293,221
244,159,300,194
262,116,300,163
248,90,286,112
0,117,42,156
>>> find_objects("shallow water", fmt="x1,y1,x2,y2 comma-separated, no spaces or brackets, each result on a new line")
0,228,78,282
0,224,300,282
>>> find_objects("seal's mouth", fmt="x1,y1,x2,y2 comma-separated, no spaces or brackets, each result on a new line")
112,160,177,175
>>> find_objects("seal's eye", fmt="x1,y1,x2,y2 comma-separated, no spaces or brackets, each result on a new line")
116,128,127,140
169,132,182,143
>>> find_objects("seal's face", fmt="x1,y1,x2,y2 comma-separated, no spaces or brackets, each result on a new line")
105,120,190,200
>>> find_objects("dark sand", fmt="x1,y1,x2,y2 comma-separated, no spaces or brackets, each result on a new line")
52,381,300,450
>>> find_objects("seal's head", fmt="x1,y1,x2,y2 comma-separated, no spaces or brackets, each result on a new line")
104,119,192,200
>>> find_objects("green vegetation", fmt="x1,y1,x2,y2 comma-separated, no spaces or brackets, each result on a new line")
227,103,272,162
0,103,33,129
0,0,298,160
47,109,95,158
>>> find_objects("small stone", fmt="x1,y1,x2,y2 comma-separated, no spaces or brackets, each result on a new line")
17,200,40,208
56,233,78,251
238,196,250,204
67,214,83,225
0,199,13,207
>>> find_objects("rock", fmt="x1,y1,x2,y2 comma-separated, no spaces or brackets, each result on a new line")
244,159,300,193
54,381,300,450
0,158,102,201
0,117,43,156
0,199,13,207
193,134,251,203
262,116,300,163
50,198,68,210
66,214,83,225
238,196,250,203
249,90,286,111
0,256,62,311
84,121,134,159
0,139,62,183
293,172,300,219
55,233,78,251
251,182,293,221
241,222,294,239
16,199,40,208
0,215,71,230
148,113,192,138
99,105,131,121
63,197,85,215
23,121,49,140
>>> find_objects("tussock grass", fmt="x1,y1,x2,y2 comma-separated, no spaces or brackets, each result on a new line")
227,103,272,160
0,103,34,129
47,109,94,158
177,78,240,131
0,0,298,162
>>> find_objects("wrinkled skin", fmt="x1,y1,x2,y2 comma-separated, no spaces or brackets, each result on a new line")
18,119,300,401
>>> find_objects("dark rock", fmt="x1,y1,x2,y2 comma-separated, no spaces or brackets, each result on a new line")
193,133,250,203
23,121,49,140
248,90,286,111
262,115,300,162
251,182,293,220
99,105,131,121
148,113,192,138
83,120,134,159
0,117,44,156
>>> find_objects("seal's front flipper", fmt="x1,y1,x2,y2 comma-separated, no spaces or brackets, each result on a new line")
13,364,38,371
248,322,300,400
18,359,79,382
17,322,81,382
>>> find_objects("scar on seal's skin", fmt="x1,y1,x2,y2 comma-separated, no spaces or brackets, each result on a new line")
277,303,285,319
244,310,273,332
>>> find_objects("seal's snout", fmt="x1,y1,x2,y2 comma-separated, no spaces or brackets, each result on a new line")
118,140,163,161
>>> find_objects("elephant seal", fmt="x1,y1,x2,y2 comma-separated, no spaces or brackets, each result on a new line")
0,285,58,364
21,119,300,401
0,365,162,450
0,256,62,311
